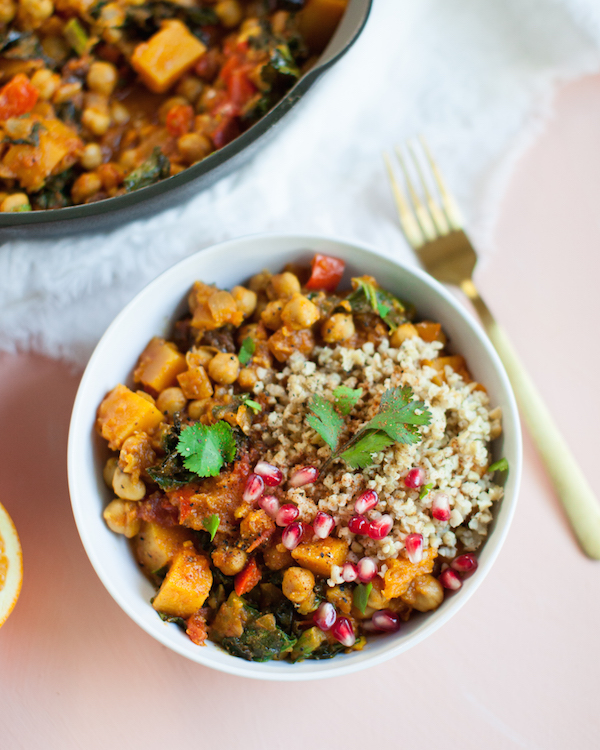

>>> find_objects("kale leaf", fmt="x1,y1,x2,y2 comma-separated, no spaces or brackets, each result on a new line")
124,147,170,192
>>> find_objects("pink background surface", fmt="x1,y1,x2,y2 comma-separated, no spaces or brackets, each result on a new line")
2,75,600,749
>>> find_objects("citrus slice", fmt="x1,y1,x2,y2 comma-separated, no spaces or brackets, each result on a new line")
0,502,22,628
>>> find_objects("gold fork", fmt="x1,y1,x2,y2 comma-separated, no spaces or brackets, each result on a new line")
385,137,600,560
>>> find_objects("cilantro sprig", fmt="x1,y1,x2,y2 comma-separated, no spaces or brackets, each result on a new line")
333,385,363,416
202,513,220,541
488,458,509,475
176,421,237,478
353,582,373,614
238,336,255,365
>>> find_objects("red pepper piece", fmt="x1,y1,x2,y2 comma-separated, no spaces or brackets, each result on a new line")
234,557,262,596
0,74,39,121
166,104,194,138
305,253,346,292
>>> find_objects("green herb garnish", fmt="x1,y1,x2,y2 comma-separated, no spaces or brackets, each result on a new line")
353,583,372,614
176,421,237,478
488,458,509,474
242,397,261,414
347,277,409,331
339,431,395,469
63,17,89,55
419,483,434,500
238,336,255,365
332,385,363,416
202,513,220,541
306,395,344,451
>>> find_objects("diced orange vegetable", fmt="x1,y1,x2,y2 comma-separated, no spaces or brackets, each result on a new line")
166,103,194,138
96,384,164,450
268,326,315,363
382,548,437,600
177,365,214,400
152,544,212,618
0,74,38,120
0,116,83,192
431,355,472,384
131,20,207,94
188,281,244,330
133,337,187,394
297,0,348,52
415,321,445,344
134,521,194,574
186,611,208,645
291,537,348,576
234,557,261,596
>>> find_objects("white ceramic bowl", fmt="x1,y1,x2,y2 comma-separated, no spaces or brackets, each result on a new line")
68,233,522,681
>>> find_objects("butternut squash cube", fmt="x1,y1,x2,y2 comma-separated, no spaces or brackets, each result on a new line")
382,548,437,600
152,544,213,618
177,364,214,400
430,355,472,384
131,20,206,94
134,521,193,575
291,537,348,577
134,336,187,394
96,384,164,451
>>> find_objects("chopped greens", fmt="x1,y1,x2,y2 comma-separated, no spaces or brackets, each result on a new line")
63,17,89,55
124,147,170,192
242,397,261,414
220,617,296,662
347,276,410,331
419,483,434,500
176,421,237,478
202,513,220,541
353,582,372,614
238,336,255,365
332,385,363,416
488,458,509,474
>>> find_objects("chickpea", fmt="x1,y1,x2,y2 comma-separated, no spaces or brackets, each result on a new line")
177,132,211,165
208,352,240,385
187,347,215,369
231,285,257,318
112,466,146,501
111,100,129,125
390,322,418,348
321,313,355,343
103,457,118,488
4,117,31,140
402,574,444,612
281,293,320,330
261,298,285,330
103,499,140,538
119,149,138,172
214,0,242,27
52,81,81,104
30,68,60,100
71,172,102,204
86,61,118,97
80,143,103,171
197,86,220,112
270,272,301,299
187,398,211,420
0,194,30,212
282,567,315,603
176,75,204,104
211,545,247,576
19,0,53,28
270,9,289,34
237,367,258,391
158,96,188,124
154,386,186,416
248,270,272,293
0,0,16,23
82,106,111,136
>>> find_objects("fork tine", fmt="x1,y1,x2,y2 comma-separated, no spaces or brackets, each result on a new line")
406,140,450,236
383,152,425,249
418,136,463,231
393,146,437,241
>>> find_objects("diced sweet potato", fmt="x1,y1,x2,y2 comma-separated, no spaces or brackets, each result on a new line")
188,281,244,331
131,20,207,94
119,432,156,480
239,509,275,553
152,544,212,618
415,321,446,344
268,326,315,363
133,521,193,574
291,537,348,577
96,384,164,450
430,355,473,384
177,364,213,400
298,0,348,52
382,548,437,600
133,337,187,394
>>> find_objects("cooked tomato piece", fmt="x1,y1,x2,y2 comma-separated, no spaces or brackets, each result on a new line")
211,112,240,149
0,74,39,121
234,557,261,596
166,104,194,138
305,254,345,292
228,69,255,109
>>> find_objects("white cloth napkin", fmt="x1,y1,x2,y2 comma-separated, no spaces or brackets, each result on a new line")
2,0,600,366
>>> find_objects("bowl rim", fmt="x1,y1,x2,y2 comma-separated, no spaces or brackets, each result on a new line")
0,0,372,228
67,231,522,681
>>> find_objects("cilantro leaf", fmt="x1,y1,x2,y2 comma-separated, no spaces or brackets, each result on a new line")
347,277,409,331
339,430,395,469
488,458,509,474
307,395,344,451
361,386,431,445
242,397,261,414
419,483,433,500
202,513,220,541
238,336,255,366
333,385,363,416
353,582,372,614
176,421,237,477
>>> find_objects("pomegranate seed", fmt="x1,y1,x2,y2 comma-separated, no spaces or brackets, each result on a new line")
331,616,356,647
405,533,423,564
243,473,264,503
355,489,378,515
368,514,393,540
289,466,318,487
404,467,426,489
431,492,451,522
258,495,279,518
313,601,336,631
357,556,378,582
348,515,369,535
276,503,299,527
451,554,478,574
254,461,283,486
371,609,401,633
282,521,304,550
313,511,335,539
439,568,462,590
341,562,358,582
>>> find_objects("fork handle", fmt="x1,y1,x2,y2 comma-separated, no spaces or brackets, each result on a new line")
461,280,600,559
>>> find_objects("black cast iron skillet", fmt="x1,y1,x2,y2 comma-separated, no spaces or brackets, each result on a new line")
0,0,372,241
